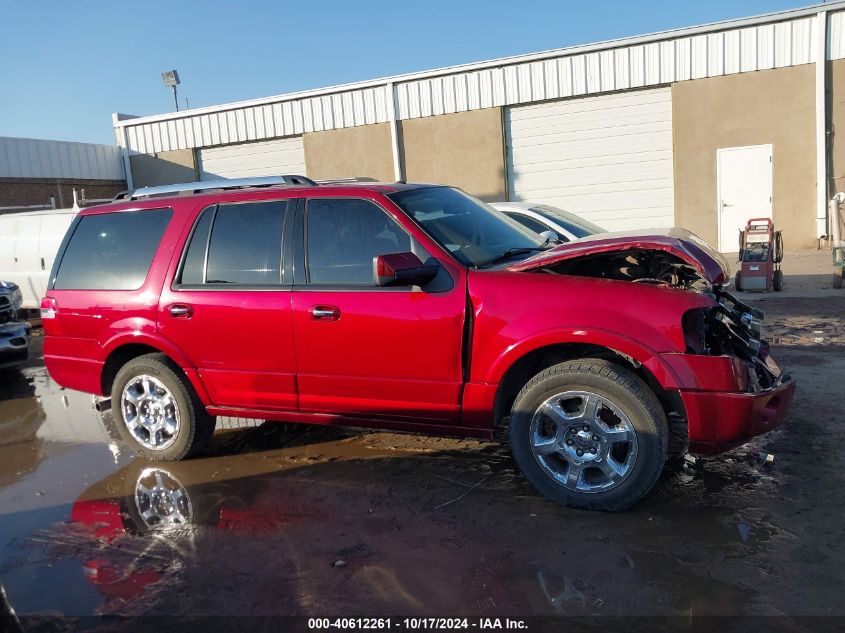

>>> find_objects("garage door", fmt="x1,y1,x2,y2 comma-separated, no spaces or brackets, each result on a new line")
197,137,306,180
505,88,674,232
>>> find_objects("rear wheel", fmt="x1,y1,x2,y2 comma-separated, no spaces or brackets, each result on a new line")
734,271,743,291
111,353,216,461
773,269,784,291
509,359,668,511
834,266,843,289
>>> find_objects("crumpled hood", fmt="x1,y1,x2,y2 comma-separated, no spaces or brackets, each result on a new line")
505,227,730,285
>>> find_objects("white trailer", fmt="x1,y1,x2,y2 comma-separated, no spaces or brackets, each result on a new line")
0,208,77,309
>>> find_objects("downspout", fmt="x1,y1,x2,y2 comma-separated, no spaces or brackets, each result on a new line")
815,10,829,239
113,113,134,190
386,82,405,182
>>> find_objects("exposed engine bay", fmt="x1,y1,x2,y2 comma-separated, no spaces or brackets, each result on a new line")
534,248,712,292
528,246,785,392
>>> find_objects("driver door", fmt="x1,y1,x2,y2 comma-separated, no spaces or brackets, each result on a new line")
291,196,466,422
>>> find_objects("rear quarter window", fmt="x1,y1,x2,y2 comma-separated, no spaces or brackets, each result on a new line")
53,209,172,291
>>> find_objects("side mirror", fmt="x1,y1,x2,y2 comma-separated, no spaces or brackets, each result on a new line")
373,252,439,287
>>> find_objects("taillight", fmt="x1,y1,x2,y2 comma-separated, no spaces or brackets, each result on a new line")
40,296,58,319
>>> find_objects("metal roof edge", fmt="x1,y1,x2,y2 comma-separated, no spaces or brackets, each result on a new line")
114,0,845,129
0,135,123,150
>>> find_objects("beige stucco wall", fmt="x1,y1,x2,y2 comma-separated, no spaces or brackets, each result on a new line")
831,59,845,197
401,107,506,201
304,123,395,182
673,64,817,249
130,149,197,188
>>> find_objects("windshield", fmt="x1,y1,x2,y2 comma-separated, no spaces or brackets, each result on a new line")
388,187,545,267
531,204,607,238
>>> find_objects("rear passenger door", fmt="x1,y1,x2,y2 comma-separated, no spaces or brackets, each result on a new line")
291,197,466,423
158,198,297,411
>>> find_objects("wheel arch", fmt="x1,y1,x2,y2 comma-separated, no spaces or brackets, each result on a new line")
100,339,211,406
492,341,688,456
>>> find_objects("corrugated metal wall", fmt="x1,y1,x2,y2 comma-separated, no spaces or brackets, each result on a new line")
115,9,845,155
0,137,124,180
396,17,819,118
123,86,389,155
832,10,845,58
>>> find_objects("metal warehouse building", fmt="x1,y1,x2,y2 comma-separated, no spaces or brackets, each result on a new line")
114,2,845,251
0,137,125,211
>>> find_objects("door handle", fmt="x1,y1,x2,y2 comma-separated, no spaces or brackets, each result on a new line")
309,305,340,321
169,303,194,318
721,201,733,208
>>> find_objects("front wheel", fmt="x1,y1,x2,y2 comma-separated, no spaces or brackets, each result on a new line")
111,353,216,461
834,266,843,290
509,359,668,511
773,269,784,291
734,271,743,291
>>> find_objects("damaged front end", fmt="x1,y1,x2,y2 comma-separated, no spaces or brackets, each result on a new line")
682,289,787,393
506,228,794,452
670,288,795,453
507,228,730,293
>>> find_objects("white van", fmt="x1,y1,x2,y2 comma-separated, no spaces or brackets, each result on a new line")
0,208,77,309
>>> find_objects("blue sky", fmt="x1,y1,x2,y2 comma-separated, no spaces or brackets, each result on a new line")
0,0,814,145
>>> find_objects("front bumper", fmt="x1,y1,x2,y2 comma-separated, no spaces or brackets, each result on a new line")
683,373,795,454
648,289,795,454
0,321,31,363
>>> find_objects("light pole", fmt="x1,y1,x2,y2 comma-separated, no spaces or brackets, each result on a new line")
161,70,181,112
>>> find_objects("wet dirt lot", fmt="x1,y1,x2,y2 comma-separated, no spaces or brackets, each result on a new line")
1,252,844,630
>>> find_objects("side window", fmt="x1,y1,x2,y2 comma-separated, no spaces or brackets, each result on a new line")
180,206,213,285
179,200,286,286
306,199,413,285
54,209,172,290
505,212,552,236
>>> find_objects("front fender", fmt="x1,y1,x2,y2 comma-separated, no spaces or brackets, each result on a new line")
481,326,682,387
467,271,713,389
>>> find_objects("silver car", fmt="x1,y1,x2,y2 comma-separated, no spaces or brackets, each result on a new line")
491,202,607,242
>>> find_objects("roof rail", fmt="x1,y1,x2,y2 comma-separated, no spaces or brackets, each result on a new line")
315,176,378,184
127,175,317,200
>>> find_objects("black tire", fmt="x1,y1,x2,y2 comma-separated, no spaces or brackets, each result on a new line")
734,271,743,292
773,269,784,291
509,359,668,511
111,353,216,461
834,266,844,290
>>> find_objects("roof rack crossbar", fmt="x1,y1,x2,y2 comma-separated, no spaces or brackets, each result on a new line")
127,175,317,200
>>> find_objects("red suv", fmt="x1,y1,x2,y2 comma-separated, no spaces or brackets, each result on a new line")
41,176,794,510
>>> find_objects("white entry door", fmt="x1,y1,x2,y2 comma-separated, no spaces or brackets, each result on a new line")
717,145,773,252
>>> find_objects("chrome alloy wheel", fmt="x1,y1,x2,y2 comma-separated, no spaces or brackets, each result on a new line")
134,467,193,528
529,390,638,493
121,375,180,450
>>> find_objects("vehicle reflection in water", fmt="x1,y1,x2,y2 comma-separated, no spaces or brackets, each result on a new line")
59,425,516,615
44,418,770,619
